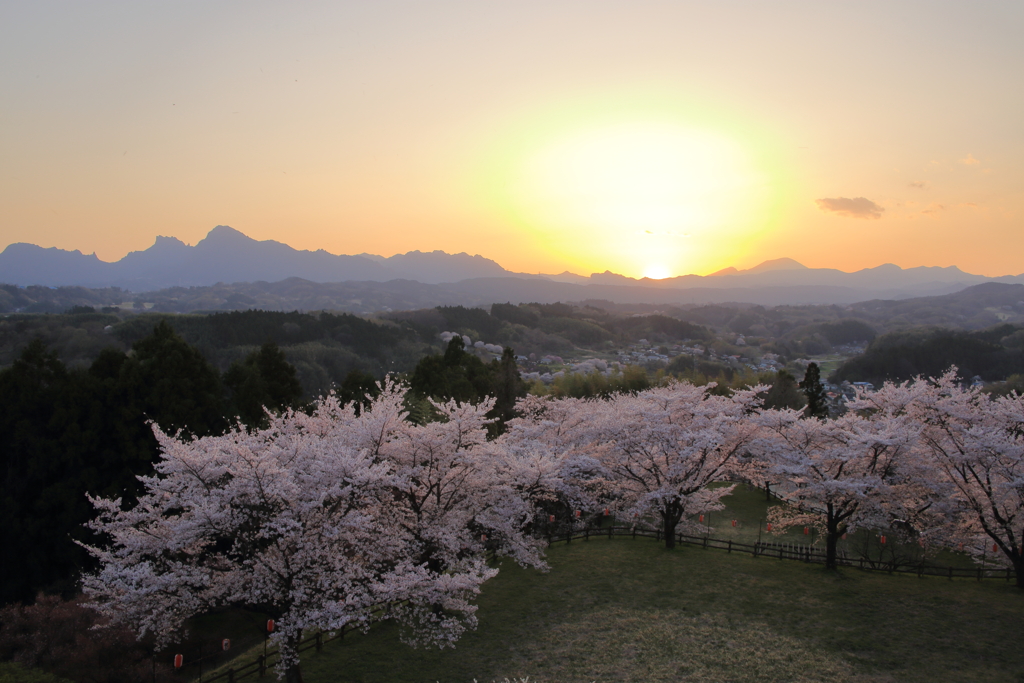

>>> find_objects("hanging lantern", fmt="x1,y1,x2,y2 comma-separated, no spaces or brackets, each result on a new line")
958,542,964,552
880,535,887,545
267,619,275,633
699,514,704,523
574,510,581,518
766,523,772,532
222,638,231,651
731,519,737,527
993,543,999,552
548,515,555,523
603,508,609,516
173,655,183,669
803,527,809,535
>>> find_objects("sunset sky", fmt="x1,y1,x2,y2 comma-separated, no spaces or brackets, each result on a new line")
1,1,1021,279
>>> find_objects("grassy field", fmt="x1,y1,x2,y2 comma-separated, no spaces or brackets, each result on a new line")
197,488,1024,683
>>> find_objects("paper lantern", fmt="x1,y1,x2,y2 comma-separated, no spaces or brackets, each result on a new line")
173,655,183,669
549,514,555,523
803,527,809,535
603,508,609,516
880,535,887,545
699,514,704,523
766,523,772,532
267,619,275,633
482,534,487,542
574,510,581,518
222,638,231,651
731,519,737,527
993,543,999,552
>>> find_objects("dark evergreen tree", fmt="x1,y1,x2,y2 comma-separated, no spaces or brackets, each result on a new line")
487,347,525,436
409,336,494,406
337,369,381,416
225,341,303,429
800,362,829,419
761,370,806,411
122,320,227,438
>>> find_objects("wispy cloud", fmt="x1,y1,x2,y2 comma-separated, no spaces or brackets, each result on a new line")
815,196,884,220
908,181,927,189
959,154,980,166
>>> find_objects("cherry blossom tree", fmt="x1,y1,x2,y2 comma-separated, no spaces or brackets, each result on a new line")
81,388,502,682
896,370,1024,587
754,396,923,569
578,382,764,548
361,385,550,645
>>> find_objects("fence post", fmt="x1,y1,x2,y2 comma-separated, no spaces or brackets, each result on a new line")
948,566,953,581
228,669,234,683
779,547,783,560
977,567,982,582
609,527,613,539
316,631,322,652
258,654,265,677
727,540,732,554
585,528,589,541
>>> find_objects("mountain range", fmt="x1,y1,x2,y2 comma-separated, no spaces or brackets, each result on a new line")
3,225,1022,306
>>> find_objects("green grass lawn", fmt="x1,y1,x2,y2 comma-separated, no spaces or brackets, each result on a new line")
195,486,1022,683
218,536,1023,683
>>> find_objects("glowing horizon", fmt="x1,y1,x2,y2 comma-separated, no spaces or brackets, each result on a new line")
1,3,1021,278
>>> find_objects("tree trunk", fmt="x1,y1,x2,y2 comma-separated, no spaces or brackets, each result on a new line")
825,529,839,570
824,505,841,571
281,632,304,683
663,511,677,549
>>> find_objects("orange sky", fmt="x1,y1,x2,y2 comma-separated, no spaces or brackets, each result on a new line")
1,2,1021,278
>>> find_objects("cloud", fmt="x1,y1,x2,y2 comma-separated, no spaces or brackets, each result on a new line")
959,154,980,166
815,196,884,220
908,181,927,189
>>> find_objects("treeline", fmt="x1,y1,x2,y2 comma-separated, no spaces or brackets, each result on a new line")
1,308,433,398
832,324,1024,384
0,322,306,605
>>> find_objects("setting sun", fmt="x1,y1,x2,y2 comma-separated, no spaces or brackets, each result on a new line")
496,119,771,278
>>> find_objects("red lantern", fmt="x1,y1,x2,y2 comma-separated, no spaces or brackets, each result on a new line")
880,535,887,545
603,508,609,516
699,514,704,523
482,534,487,542
173,654,183,669
993,543,999,552
766,523,772,532
803,527,809,535
548,515,555,523
574,510,581,518
222,638,231,651
267,619,275,633
731,519,737,527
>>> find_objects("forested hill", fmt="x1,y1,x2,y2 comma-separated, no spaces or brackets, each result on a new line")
832,324,1024,385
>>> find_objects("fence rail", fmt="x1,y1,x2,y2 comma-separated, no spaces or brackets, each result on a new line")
546,524,1018,582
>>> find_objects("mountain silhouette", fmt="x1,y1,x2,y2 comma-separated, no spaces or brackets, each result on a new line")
1,226,1021,304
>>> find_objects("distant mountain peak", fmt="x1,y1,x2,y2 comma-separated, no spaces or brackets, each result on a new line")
708,266,739,276
745,257,808,273
202,225,253,244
